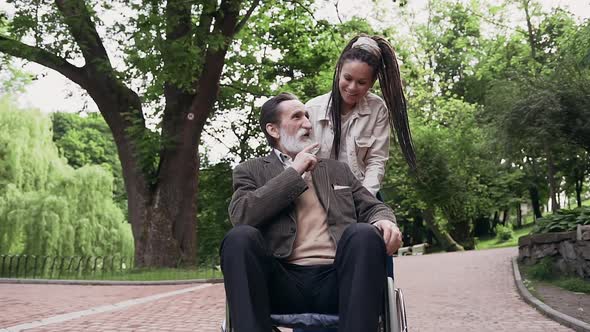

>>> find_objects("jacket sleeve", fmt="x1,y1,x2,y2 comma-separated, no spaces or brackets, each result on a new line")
343,162,396,225
362,102,390,196
228,161,308,228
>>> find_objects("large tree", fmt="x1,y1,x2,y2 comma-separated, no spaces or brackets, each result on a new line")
0,0,260,267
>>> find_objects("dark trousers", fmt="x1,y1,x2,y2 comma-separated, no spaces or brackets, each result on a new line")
295,191,387,332
220,223,386,332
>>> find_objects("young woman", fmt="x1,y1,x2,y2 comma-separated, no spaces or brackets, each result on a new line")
290,35,416,332
306,34,416,197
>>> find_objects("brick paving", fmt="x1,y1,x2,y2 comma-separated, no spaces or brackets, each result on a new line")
395,247,572,331
0,284,194,328
0,247,574,331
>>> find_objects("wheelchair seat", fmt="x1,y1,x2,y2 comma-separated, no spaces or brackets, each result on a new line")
270,313,339,329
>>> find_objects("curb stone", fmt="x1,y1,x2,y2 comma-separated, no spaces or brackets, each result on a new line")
0,277,223,286
512,257,590,332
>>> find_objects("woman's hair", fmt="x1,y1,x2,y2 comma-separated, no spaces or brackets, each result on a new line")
328,34,416,171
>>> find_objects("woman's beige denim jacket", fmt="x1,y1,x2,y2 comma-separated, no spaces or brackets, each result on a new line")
306,92,390,196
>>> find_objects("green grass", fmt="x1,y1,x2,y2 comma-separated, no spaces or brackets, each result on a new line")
2,267,223,281
475,224,534,250
71,267,224,281
520,261,590,295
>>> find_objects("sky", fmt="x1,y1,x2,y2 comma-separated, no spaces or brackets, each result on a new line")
2,0,589,160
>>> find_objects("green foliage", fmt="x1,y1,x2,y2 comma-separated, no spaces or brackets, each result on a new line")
196,162,233,263
532,207,590,234
209,2,378,162
386,95,515,248
523,258,590,294
51,112,127,211
0,63,33,94
495,223,514,242
527,257,556,280
475,224,534,250
555,277,590,294
0,98,133,257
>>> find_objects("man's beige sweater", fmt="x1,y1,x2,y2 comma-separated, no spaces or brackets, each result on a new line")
287,173,335,265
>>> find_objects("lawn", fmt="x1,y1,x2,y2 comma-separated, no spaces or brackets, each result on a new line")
1,258,223,281
519,260,590,295
68,267,223,281
475,224,534,250
8,267,224,281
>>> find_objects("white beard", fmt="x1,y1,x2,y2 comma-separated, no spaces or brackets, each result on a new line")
280,128,312,155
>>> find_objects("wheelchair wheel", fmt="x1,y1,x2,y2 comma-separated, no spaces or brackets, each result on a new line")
382,275,408,332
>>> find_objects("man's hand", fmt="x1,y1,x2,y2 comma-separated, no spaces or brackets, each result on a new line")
372,220,402,256
291,143,319,174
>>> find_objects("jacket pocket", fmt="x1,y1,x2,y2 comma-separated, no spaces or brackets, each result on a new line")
354,135,376,165
331,188,355,226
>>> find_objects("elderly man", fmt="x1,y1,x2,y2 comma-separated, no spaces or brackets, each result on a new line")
220,92,402,332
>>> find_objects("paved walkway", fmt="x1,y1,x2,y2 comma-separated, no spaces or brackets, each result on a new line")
0,247,573,331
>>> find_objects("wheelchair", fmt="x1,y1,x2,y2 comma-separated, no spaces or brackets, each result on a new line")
221,256,408,332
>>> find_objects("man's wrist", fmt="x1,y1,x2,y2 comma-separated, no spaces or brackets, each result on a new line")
288,164,305,175
371,219,395,225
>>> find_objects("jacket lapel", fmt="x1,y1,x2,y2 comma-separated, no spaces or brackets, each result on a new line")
263,152,297,223
262,152,284,180
312,160,331,212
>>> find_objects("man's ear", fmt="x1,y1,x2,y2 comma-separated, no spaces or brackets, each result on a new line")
266,123,280,141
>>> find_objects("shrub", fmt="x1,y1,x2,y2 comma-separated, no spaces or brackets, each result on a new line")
528,257,556,280
532,207,590,234
495,223,514,242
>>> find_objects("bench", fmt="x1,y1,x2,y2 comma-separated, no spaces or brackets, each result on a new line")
395,243,428,256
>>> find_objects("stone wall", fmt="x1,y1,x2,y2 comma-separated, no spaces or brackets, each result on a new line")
518,225,590,279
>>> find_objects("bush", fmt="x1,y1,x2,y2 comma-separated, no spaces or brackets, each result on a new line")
532,207,590,234
495,223,514,242
528,257,556,280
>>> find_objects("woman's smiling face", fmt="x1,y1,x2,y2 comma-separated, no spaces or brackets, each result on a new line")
338,60,375,111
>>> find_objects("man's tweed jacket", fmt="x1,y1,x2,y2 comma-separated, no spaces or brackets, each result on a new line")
228,152,396,259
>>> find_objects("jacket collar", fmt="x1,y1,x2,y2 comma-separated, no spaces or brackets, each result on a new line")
262,152,284,179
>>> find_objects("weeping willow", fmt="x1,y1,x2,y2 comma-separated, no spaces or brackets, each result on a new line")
0,98,133,257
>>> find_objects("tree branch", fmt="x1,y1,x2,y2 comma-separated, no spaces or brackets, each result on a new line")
195,0,216,40
204,126,233,151
0,35,87,87
333,0,343,24
234,0,260,34
189,0,242,119
220,83,265,97
54,0,114,74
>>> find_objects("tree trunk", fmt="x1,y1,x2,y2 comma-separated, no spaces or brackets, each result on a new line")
546,146,560,212
529,186,543,220
516,203,522,228
92,87,199,267
501,208,509,225
492,211,500,229
422,207,464,252
522,0,537,61
576,178,583,208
